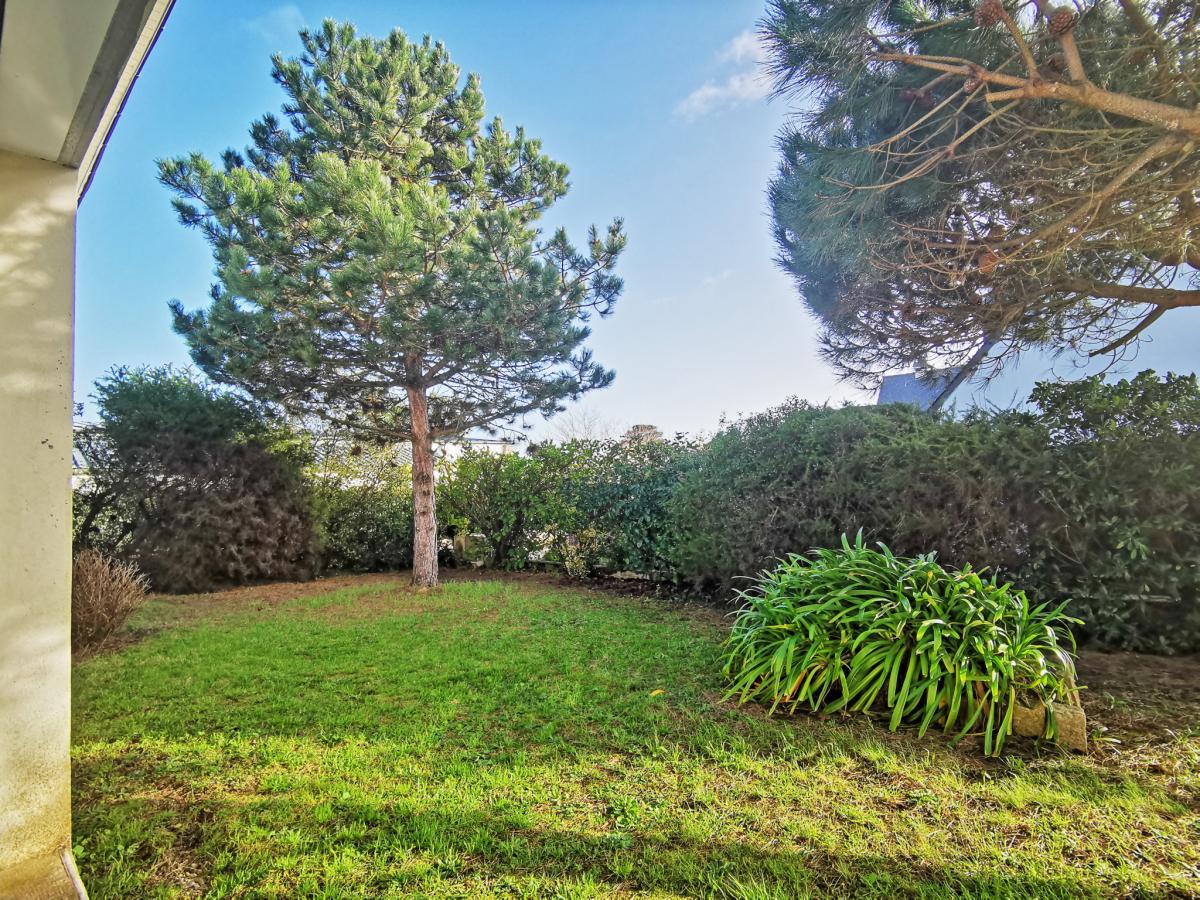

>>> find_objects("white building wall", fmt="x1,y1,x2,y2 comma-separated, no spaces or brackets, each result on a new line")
0,149,83,898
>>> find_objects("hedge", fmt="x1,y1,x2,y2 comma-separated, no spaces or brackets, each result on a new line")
442,371,1200,653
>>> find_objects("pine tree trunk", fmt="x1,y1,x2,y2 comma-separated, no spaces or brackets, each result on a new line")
406,385,438,588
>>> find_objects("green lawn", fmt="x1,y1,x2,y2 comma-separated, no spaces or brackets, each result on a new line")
73,576,1200,898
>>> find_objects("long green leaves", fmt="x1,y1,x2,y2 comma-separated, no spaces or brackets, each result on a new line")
721,534,1079,755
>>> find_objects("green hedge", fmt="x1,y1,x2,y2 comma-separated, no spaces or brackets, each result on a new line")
438,446,575,570
562,438,694,576
327,370,1199,653
664,373,1200,653
666,402,1040,596
317,486,414,572
310,443,416,573
1009,372,1200,652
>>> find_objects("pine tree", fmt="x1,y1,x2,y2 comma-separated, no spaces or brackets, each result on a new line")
764,1,1199,398
160,21,626,586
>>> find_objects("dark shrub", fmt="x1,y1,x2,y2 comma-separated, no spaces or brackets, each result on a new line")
666,401,1040,594
1010,372,1200,652
74,366,317,592
666,373,1200,652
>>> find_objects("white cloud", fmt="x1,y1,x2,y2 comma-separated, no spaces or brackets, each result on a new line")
700,269,735,289
245,4,307,48
675,71,769,121
717,30,768,66
674,30,770,121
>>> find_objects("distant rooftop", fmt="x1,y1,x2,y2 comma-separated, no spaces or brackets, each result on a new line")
876,370,959,411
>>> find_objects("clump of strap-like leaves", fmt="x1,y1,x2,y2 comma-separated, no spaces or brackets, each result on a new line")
722,534,1079,755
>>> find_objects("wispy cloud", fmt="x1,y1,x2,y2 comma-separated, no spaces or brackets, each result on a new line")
717,30,768,66
245,4,307,48
674,30,770,121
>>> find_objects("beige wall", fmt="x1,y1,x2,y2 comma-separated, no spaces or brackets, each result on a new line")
0,150,81,898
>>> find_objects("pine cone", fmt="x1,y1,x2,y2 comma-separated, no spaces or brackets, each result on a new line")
974,0,1005,28
1047,6,1077,37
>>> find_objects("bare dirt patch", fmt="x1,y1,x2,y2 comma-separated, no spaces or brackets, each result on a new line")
1076,649,1200,745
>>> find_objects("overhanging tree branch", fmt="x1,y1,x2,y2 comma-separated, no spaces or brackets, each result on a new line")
870,52,1200,135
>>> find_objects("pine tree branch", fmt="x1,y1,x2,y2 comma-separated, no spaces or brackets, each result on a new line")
1088,306,1167,356
997,4,1040,79
999,134,1186,251
1032,1,1089,84
1116,0,1171,75
1056,279,1200,308
870,51,1200,136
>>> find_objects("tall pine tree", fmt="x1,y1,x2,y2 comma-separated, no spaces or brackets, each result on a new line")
764,1,1199,399
160,21,626,586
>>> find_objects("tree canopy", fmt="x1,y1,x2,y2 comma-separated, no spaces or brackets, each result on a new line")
765,0,1199,396
160,20,626,584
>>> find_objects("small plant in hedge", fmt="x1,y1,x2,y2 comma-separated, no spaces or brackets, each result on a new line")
722,535,1080,755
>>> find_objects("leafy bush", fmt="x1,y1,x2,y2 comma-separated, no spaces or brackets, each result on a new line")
667,401,1038,594
563,437,693,576
439,446,576,569
661,372,1200,652
318,487,415,572
74,366,317,592
722,536,1080,755
438,438,692,575
1009,373,1200,653
310,440,415,572
72,550,149,653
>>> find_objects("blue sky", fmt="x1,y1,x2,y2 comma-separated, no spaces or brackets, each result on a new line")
76,0,1199,435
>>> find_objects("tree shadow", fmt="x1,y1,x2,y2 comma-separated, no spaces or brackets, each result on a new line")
93,784,1094,899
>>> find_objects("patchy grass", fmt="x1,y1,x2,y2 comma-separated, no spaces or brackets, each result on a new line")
73,576,1200,898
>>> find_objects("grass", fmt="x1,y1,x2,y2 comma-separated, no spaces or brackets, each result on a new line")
73,575,1200,898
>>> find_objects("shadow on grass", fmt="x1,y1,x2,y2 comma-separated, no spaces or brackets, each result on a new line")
83,779,1090,899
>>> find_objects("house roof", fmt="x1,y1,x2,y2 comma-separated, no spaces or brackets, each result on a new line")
876,371,958,411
